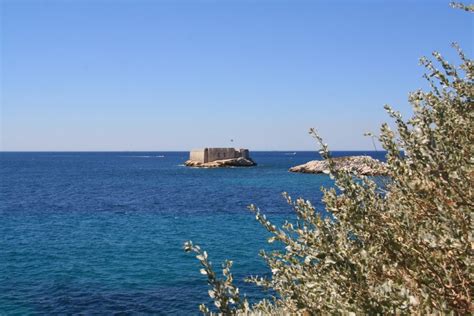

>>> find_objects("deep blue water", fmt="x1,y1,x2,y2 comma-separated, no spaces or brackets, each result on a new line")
0,151,386,314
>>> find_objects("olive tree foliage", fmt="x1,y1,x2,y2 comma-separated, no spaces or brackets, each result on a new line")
450,1,474,10
184,11,473,316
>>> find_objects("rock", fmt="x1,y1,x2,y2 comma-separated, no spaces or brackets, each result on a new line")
289,156,387,176
186,147,256,168
185,157,256,168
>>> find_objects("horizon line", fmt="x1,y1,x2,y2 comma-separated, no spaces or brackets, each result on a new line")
0,149,387,153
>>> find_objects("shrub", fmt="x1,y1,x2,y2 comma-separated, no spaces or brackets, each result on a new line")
184,6,473,315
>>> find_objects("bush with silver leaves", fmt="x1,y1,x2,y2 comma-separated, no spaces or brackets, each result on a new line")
184,5,473,315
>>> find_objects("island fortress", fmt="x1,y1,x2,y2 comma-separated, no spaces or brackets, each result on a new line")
190,148,250,163
185,148,256,168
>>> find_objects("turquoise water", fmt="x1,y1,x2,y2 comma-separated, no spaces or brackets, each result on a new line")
0,151,385,314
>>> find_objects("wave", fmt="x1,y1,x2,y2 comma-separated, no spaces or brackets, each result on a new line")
120,155,165,158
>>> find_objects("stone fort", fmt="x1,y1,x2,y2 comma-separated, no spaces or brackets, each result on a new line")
189,148,250,163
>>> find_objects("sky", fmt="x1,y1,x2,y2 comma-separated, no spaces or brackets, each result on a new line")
1,0,472,151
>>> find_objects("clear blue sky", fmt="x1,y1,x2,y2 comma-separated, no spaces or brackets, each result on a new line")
1,0,472,151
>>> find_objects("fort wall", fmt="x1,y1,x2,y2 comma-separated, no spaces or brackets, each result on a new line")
190,149,208,163
207,148,239,162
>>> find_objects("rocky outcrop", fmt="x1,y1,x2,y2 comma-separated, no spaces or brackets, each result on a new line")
289,156,387,176
185,157,256,168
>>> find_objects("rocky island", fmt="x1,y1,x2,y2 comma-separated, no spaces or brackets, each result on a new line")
289,156,387,176
185,148,256,168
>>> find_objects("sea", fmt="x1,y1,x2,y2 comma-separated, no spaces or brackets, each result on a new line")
0,151,386,315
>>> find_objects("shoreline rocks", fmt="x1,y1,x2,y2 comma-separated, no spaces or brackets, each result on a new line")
289,156,387,176
185,157,256,168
